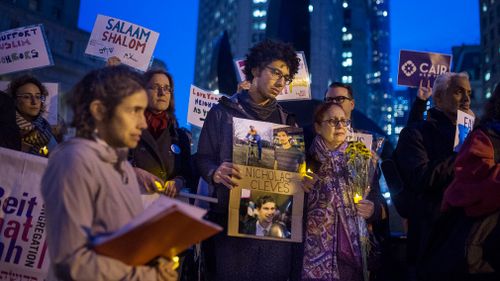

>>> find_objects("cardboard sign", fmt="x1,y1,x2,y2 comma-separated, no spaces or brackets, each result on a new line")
0,81,59,125
234,52,311,101
0,24,53,75
397,50,452,88
0,148,50,280
454,110,475,152
85,15,159,71
187,85,224,128
228,117,305,242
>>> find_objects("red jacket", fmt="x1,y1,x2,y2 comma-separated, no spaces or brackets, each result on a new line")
442,128,500,217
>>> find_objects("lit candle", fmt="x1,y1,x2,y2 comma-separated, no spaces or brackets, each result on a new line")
39,146,48,156
172,256,180,269
154,180,166,192
353,193,363,204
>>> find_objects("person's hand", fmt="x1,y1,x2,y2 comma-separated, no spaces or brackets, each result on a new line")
356,199,375,219
134,167,163,193
237,81,251,93
163,178,184,198
301,170,319,193
157,258,178,281
213,162,241,189
417,79,432,101
106,56,121,66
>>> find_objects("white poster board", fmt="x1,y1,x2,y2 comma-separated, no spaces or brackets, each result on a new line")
0,147,50,280
85,15,160,71
0,24,53,75
188,85,224,128
454,110,475,152
234,52,311,101
0,81,59,125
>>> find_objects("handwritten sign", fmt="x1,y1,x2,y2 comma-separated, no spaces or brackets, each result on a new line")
188,85,224,128
397,50,452,88
234,52,311,101
0,148,50,280
85,15,159,71
0,81,59,125
454,110,475,152
0,24,53,75
228,117,305,242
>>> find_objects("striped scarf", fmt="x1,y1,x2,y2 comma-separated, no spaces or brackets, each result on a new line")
16,111,52,156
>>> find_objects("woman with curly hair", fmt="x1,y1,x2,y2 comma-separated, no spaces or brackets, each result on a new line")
1,75,57,156
41,65,177,281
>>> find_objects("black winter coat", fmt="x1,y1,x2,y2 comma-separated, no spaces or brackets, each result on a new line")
393,107,457,264
129,123,194,191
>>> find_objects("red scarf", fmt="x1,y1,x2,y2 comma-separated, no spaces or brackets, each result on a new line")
145,110,168,139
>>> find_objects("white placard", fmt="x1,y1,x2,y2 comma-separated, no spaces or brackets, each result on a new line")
346,131,373,152
0,24,53,75
0,81,59,125
188,85,224,128
234,52,311,101
85,15,159,71
0,147,50,280
454,110,475,152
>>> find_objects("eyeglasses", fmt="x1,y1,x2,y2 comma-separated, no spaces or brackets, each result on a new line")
265,66,293,85
325,96,353,104
16,93,45,103
321,118,351,127
148,84,172,93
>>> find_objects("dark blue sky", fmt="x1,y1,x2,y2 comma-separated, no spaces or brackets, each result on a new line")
78,0,480,127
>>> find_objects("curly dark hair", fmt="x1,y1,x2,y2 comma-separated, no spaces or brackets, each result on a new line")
482,84,500,124
69,65,146,139
143,69,177,123
7,75,49,114
243,39,300,82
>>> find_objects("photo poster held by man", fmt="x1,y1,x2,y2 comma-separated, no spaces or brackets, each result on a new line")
228,117,305,243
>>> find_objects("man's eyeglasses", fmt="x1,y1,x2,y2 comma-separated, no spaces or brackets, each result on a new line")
321,118,351,127
325,96,353,104
265,66,293,85
148,84,172,93
16,93,45,103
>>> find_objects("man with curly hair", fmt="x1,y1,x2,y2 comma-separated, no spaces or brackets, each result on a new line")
197,39,304,281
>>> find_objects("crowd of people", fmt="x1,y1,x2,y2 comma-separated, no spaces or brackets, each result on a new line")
0,38,499,281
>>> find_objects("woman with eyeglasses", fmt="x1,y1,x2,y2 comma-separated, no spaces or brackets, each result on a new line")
1,75,57,157
129,69,193,197
302,102,379,281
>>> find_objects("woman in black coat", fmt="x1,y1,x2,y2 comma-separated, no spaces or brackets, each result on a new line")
129,69,194,197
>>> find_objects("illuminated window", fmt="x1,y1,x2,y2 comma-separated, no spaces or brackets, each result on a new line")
485,72,491,81
342,33,353,41
309,5,313,12
343,2,349,8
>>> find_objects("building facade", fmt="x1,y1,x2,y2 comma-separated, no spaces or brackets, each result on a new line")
479,0,500,100
194,0,393,136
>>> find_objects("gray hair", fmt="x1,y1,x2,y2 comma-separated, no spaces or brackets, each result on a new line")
432,72,469,101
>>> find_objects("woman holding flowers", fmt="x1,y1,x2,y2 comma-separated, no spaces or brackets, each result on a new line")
302,102,382,281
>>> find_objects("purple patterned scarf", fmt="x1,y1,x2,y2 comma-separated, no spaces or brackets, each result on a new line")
302,135,363,281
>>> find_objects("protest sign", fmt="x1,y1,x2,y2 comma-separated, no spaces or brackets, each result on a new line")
85,15,159,71
397,50,452,88
228,118,305,242
234,51,311,101
0,148,50,280
0,81,59,125
187,85,224,128
346,130,373,152
0,24,53,75
454,110,475,152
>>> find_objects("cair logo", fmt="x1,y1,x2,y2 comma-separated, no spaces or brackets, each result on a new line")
401,60,417,77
